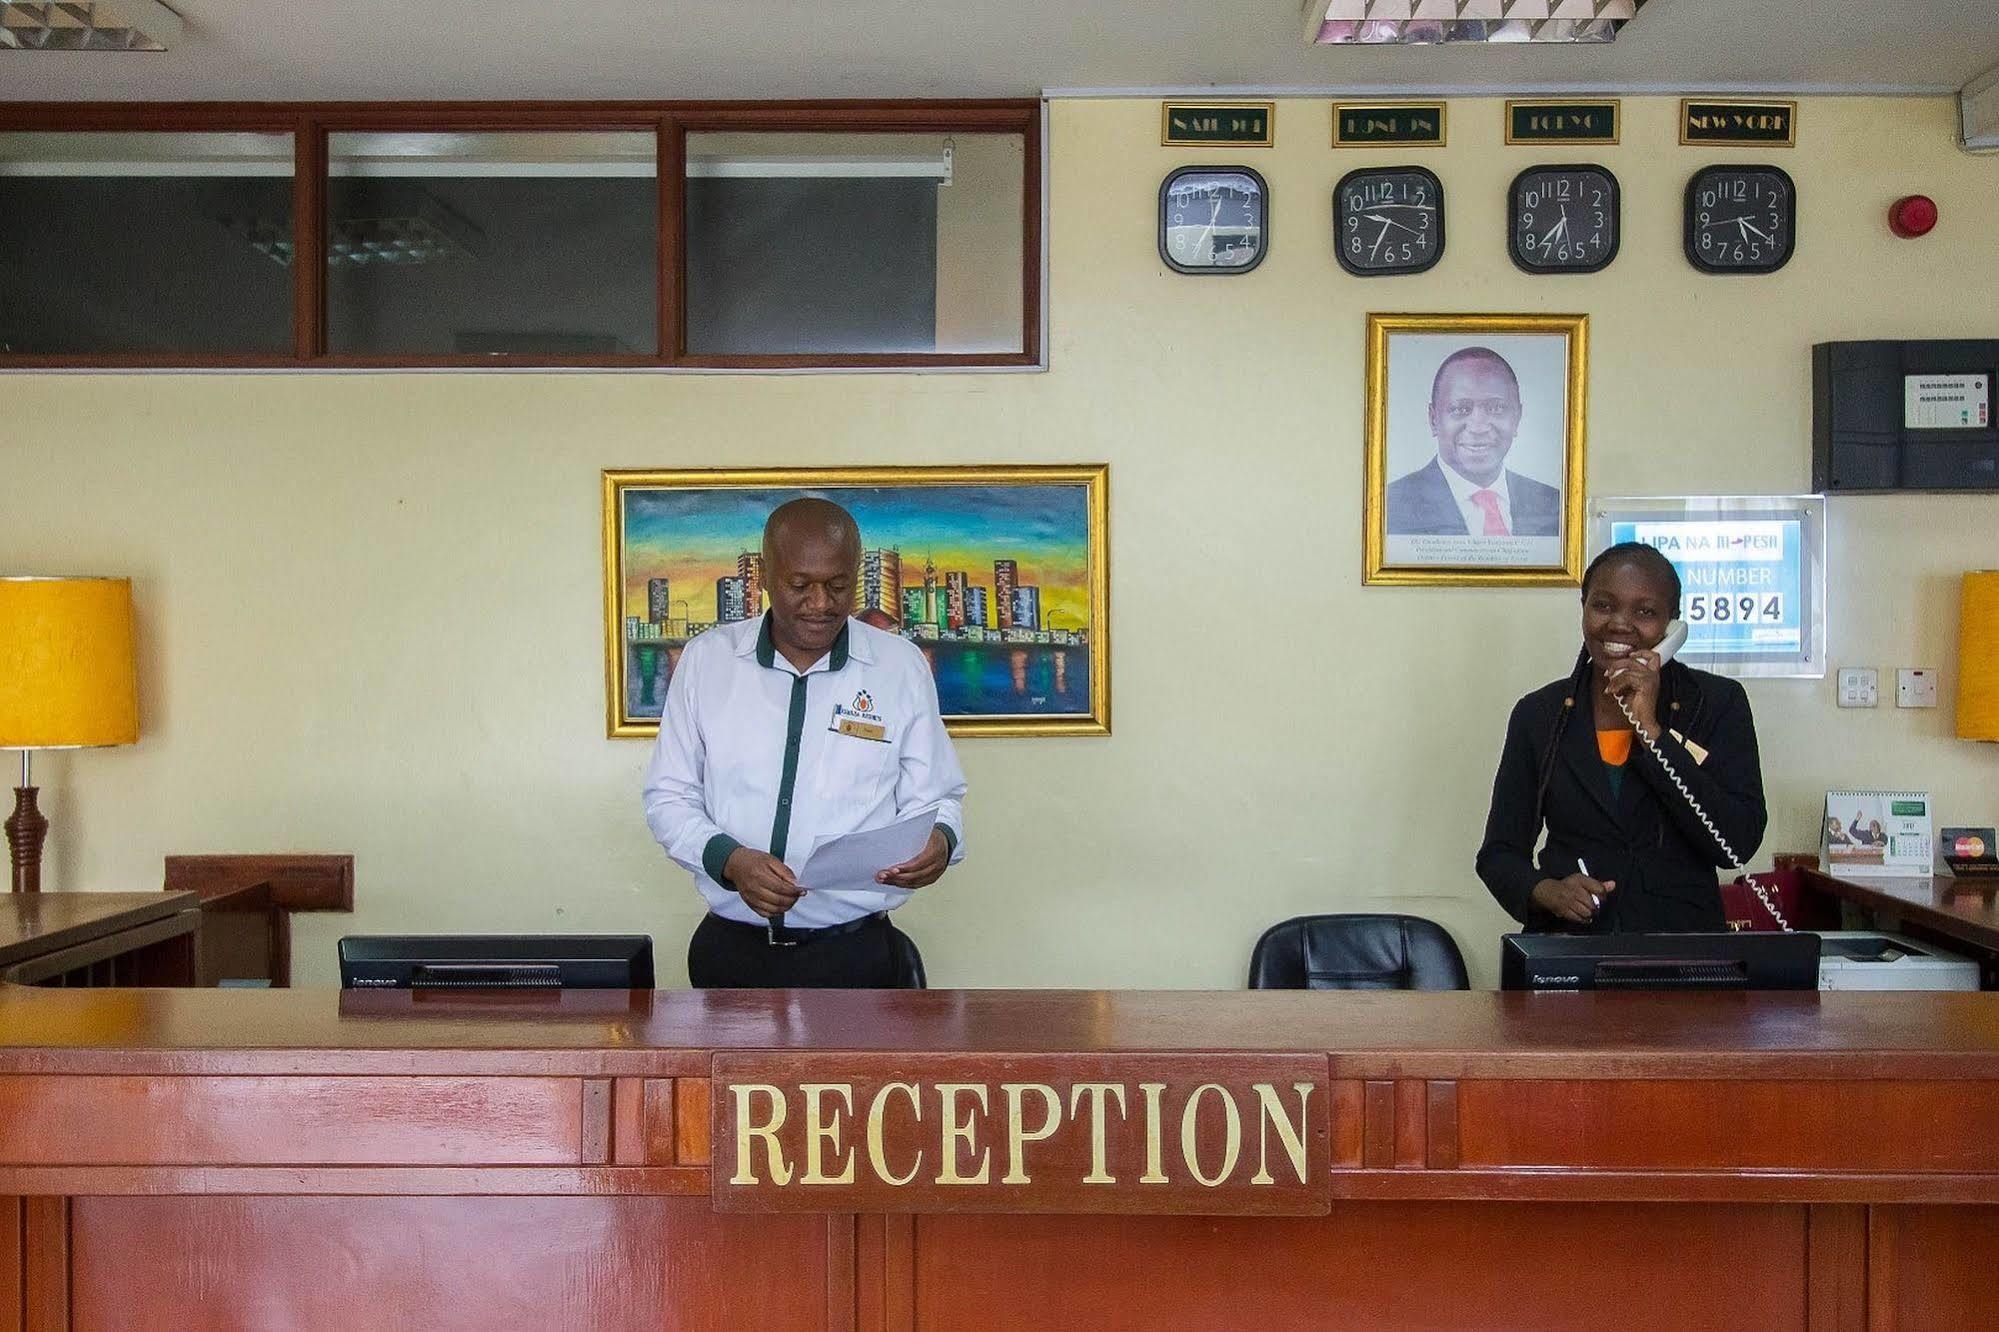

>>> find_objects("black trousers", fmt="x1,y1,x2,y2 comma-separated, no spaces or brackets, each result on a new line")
687,912,909,989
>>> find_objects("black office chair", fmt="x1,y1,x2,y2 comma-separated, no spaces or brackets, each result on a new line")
1247,914,1469,990
889,928,927,989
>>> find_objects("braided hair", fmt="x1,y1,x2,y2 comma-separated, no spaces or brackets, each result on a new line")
1529,543,1711,835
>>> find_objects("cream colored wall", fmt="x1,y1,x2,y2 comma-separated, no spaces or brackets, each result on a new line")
6,96,1998,987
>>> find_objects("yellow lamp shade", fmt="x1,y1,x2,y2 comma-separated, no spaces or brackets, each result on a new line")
0,577,139,749
1959,571,1999,742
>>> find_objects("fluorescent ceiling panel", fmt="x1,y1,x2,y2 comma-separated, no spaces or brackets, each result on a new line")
1308,0,1645,43
0,1,183,51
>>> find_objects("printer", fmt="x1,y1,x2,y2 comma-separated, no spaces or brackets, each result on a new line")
1817,932,1980,991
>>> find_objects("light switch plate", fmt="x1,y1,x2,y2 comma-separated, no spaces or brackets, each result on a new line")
1838,667,1879,708
1897,668,1940,708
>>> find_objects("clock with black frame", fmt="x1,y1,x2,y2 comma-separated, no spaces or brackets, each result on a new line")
1158,165,1269,274
1684,163,1796,274
1509,163,1619,274
1333,165,1444,276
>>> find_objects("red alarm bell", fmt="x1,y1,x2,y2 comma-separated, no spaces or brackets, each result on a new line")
1888,194,1938,238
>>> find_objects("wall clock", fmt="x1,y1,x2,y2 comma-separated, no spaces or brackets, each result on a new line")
1334,166,1444,276
1509,164,1619,274
1685,164,1795,274
1159,166,1268,274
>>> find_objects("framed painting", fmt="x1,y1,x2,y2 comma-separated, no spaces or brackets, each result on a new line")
1363,312,1588,586
603,466,1109,738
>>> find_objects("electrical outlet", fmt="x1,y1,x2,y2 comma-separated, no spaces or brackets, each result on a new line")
1837,667,1879,708
1897,668,1940,708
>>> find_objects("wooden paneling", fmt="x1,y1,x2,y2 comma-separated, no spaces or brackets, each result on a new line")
0,1076,585,1165
1426,1079,1460,1170
1806,1204,1867,1332
66,1196,832,1331
909,1204,1810,1331
0,989,1994,1324
1456,1080,1999,1173
676,1076,711,1166
21,1198,64,1332
0,1197,18,1332
1864,1205,1999,1329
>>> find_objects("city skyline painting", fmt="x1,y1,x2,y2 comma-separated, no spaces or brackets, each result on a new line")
603,466,1109,738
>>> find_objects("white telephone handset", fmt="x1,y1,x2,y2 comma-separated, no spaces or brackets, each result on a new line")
1653,618,1688,666
1606,618,1789,930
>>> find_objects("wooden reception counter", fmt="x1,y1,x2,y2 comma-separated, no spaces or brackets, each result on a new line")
5,985,1999,1329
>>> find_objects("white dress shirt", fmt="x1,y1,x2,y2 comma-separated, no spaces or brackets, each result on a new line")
1437,458,1515,536
642,613,967,927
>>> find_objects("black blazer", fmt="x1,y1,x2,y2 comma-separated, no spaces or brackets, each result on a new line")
1384,458,1563,537
1476,663,1767,933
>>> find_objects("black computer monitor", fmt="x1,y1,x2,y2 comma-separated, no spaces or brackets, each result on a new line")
1501,932,1821,991
338,935,654,990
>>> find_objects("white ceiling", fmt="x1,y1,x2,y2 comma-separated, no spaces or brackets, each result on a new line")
0,0,1994,102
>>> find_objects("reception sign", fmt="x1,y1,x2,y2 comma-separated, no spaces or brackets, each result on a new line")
711,1052,1332,1214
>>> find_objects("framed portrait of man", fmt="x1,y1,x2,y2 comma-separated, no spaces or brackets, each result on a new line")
1362,313,1588,586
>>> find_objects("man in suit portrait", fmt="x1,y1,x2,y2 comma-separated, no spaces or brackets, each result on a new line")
1385,346,1562,538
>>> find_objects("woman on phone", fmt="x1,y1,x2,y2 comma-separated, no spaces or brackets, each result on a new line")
1477,542,1768,933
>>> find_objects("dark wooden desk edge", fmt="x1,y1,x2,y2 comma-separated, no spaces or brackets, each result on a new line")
164,853,355,985
1798,865,1999,954
0,893,201,973
2,988,1999,1079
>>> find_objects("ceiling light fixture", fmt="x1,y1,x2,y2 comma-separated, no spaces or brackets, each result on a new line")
0,1,182,51
1307,1,1644,46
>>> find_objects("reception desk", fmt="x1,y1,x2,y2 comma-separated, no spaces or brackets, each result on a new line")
4,985,1998,1329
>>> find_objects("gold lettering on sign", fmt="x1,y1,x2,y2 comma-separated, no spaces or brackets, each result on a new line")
1251,1083,1315,1185
866,1082,922,1185
1138,1082,1168,1184
1180,1083,1242,1187
731,1083,791,1186
798,1083,855,1185
1001,1083,1062,1185
715,1069,1327,1199
1068,1082,1128,1184
935,1083,991,1185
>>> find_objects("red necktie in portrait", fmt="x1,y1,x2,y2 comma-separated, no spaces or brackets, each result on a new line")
1471,489,1510,536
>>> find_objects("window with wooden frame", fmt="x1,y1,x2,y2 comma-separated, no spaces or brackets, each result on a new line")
0,101,1042,370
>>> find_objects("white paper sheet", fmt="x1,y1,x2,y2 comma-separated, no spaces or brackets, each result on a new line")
797,811,936,899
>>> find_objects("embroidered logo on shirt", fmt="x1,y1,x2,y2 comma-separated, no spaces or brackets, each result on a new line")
852,689,875,714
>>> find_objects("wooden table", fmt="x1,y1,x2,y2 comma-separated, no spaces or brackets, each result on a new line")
1797,866,1999,985
3,985,1997,1328
0,892,199,986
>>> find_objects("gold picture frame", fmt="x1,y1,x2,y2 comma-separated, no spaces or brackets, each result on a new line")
603,465,1110,739
1363,313,1588,587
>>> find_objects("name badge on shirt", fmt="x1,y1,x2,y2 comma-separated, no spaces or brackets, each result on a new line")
1669,729,1710,766
830,698,891,743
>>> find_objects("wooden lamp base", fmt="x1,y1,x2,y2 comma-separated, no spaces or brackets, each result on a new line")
5,785,45,894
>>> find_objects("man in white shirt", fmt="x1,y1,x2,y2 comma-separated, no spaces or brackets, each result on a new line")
642,497,967,987
1383,346,1561,538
